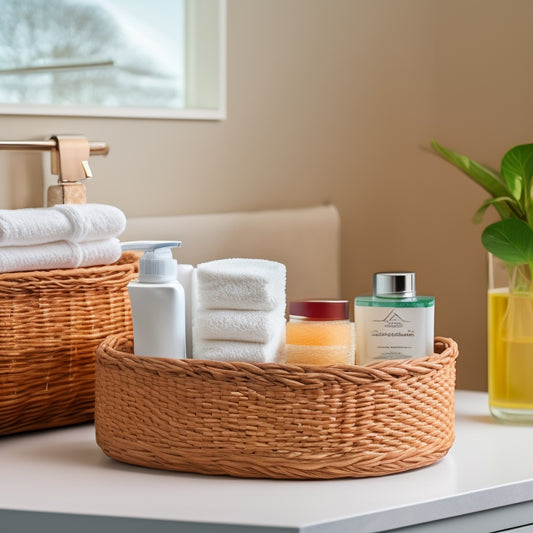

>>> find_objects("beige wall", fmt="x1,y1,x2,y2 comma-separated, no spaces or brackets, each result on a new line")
1,0,532,390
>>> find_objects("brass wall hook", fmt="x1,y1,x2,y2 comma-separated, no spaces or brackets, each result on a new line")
0,135,109,206
48,135,95,205
49,135,95,183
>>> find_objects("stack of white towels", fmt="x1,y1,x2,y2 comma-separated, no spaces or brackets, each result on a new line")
0,204,126,273
192,258,287,363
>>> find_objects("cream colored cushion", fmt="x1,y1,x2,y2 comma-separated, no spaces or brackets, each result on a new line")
122,204,340,301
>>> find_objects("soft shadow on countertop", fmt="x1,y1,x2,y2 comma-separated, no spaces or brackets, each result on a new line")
457,414,498,425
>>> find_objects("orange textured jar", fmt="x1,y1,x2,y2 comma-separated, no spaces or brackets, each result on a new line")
285,300,355,365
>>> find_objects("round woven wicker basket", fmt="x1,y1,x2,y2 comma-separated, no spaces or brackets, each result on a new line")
95,334,458,479
0,252,138,435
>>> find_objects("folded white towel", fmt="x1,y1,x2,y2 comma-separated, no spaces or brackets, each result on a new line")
192,327,286,363
193,307,286,343
0,238,121,273
0,204,126,246
196,258,286,311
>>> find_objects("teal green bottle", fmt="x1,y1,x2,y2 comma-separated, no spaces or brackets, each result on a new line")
354,272,434,365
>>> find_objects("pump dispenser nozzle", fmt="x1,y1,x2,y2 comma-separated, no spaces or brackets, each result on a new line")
121,241,182,283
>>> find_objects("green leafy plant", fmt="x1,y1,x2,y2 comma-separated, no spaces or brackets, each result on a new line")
430,141,533,290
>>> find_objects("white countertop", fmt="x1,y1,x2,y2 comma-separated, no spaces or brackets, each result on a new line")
2,390,533,532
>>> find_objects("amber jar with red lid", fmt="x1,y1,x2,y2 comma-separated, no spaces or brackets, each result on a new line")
286,300,354,365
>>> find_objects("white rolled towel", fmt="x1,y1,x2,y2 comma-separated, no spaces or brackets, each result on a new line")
0,238,122,273
192,327,286,363
0,204,126,246
193,307,286,343
196,258,286,311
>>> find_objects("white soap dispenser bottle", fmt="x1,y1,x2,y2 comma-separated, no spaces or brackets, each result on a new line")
121,241,186,359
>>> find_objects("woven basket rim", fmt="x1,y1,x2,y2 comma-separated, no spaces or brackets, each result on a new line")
0,251,139,286
98,333,458,381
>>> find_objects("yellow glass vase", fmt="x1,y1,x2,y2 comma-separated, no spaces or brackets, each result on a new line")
488,255,533,423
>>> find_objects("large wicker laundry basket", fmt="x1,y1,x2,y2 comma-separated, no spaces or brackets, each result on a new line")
95,334,458,480
0,252,138,435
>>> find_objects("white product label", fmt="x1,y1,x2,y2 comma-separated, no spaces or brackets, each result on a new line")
355,305,434,365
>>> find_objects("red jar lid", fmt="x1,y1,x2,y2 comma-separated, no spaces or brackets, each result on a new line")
289,300,349,321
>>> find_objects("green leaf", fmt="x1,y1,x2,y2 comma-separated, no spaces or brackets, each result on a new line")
430,140,523,220
500,144,533,228
430,140,509,198
481,219,533,264
472,197,518,224
501,144,533,203
527,203,533,230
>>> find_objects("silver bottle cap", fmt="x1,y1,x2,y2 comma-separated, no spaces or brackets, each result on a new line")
374,272,416,298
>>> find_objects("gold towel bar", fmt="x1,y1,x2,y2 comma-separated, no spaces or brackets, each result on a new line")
0,140,108,156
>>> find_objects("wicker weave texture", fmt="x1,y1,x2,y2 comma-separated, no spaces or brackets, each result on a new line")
95,334,458,479
0,253,138,435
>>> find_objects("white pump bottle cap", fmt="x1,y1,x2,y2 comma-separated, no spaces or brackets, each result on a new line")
121,241,182,283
